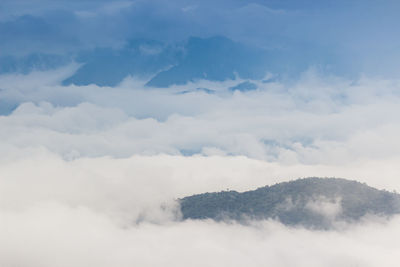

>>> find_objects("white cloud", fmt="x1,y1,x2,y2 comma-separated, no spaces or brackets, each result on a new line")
1,203,400,267
305,196,342,219
1,68,400,164
0,151,399,266
1,69,400,265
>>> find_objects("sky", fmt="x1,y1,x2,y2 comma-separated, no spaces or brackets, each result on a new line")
1,0,400,76
1,1,400,266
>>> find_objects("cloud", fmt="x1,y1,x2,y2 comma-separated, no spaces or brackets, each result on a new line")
6,70,400,192
2,1,400,265
1,149,400,266
1,62,400,265
1,68,400,164
305,196,342,219
1,199,400,266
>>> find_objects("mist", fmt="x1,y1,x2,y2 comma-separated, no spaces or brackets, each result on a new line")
1,70,400,266
1,149,400,266
2,0,400,266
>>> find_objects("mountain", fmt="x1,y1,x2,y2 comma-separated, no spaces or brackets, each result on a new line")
179,177,400,229
62,39,181,87
146,36,269,87
0,36,348,88
62,36,271,87
0,53,71,74
229,81,258,92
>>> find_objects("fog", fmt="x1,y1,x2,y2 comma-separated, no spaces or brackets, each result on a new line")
2,211,400,267
1,151,400,266
2,0,400,264
1,68,400,164
1,66,400,265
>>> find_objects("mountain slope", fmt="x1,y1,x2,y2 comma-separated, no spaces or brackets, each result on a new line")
62,39,181,87
62,36,271,87
146,36,269,87
179,178,400,229
0,53,71,74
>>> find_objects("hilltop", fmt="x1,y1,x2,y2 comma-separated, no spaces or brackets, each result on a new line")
179,178,400,229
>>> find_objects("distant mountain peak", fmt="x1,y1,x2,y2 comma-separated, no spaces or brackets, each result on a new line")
146,36,269,87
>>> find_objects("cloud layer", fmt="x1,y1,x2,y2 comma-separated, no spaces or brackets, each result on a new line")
3,211,400,267
1,61,400,265
1,68,400,164
2,1,400,265
1,150,400,266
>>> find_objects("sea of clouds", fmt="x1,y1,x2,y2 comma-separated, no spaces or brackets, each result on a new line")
2,0,400,265
1,66,400,266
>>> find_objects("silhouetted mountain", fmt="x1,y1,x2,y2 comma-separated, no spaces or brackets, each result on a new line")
229,81,258,92
63,36,271,87
0,36,348,88
146,36,269,87
0,53,71,74
62,39,181,87
179,178,400,229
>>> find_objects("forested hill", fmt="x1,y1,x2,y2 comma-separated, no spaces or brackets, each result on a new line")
179,178,400,229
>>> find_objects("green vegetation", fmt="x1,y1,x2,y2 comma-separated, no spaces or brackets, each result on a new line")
179,178,400,229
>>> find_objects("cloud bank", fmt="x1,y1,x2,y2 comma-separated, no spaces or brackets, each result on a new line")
2,209,400,267
2,42,400,266
1,151,400,266
1,68,400,165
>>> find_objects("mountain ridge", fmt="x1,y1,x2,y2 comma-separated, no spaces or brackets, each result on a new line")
179,177,400,229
